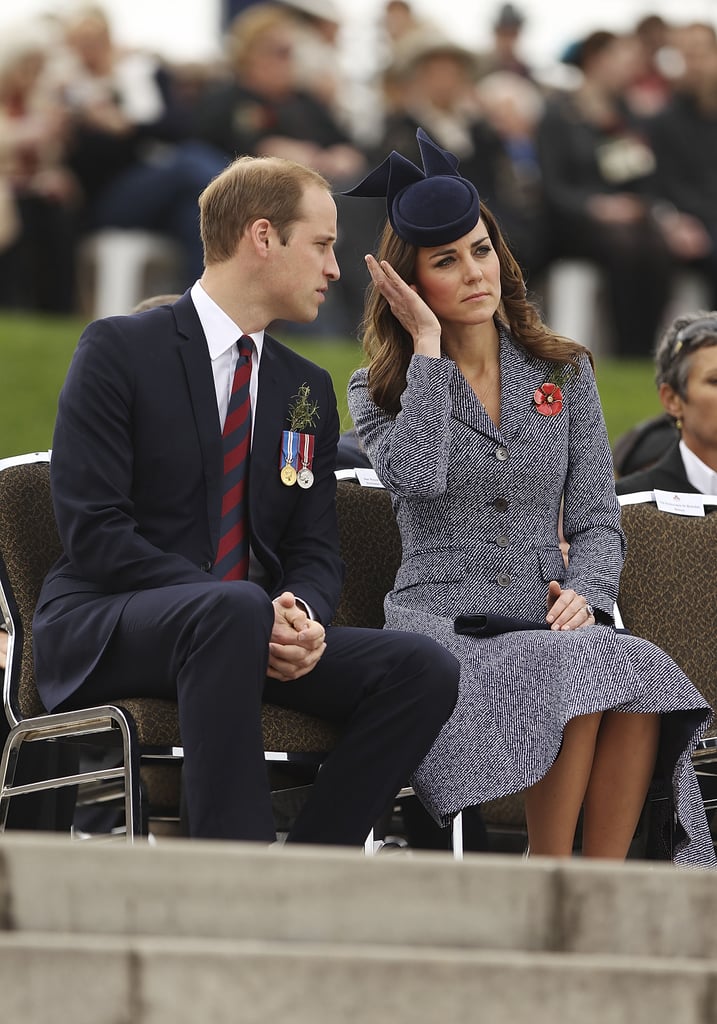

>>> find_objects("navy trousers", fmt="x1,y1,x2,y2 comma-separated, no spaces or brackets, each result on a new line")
63,581,459,845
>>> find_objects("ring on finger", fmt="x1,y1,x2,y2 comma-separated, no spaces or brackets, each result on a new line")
585,603,594,617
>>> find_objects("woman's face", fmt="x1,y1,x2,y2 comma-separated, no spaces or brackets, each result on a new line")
413,218,502,328
661,345,717,466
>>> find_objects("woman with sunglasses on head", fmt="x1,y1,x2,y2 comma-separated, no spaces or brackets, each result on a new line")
345,129,715,864
616,313,717,497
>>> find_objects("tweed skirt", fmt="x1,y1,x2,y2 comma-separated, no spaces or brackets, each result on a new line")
385,601,716,866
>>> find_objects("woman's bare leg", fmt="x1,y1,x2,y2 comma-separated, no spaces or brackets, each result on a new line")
524,712,603,856
581,711,660,859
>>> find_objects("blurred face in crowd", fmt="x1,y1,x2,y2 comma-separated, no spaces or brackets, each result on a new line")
588,35,645,93
675,24,717,91
230,13,297,100
409,52,475,112
65,12,113,75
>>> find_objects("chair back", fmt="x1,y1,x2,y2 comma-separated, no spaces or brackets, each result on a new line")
618,501,717,711
0,456,58,723
334,481,402,629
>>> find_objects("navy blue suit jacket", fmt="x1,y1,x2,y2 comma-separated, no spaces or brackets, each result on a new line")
33,292,343,709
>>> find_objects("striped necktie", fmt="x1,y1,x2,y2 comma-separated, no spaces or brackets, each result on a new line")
213,335,253,581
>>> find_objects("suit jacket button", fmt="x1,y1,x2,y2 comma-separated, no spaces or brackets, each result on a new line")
200,560,212,572
495,445,509,461
493,497,509,511
496,535,510,548
496,573,512,587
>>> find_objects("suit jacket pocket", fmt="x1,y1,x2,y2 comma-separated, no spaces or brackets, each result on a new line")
393,549,467,592
537,546,567,583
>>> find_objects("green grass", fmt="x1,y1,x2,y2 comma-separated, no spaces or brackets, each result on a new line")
0,314,661,460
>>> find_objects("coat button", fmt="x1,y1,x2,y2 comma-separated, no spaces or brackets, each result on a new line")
496,535,510,548
200,560,212,572
495,445,509,461
493,497,509,511
496,573,512,587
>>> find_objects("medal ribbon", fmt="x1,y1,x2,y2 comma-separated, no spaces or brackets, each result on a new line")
281,430,299,472
298,432,315,471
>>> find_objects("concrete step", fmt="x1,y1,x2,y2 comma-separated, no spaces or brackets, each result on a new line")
1,931,715,1024
1,832,716,961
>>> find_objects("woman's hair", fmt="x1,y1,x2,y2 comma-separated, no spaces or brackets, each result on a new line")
199,154,330,265
654,309,717,398
360,202,591,415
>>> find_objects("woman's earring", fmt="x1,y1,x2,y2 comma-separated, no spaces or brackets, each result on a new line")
675,417,683,431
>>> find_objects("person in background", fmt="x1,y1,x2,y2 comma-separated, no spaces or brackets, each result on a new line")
0,20,80,313
372,31,501,209
193,2,371,336
278,0,348,128
536,29,685,358
646,23,717,310
474,3,533,82
616,311,717,496
475,70,551,284
345,128,715,864
32,152,460,846
626,13,675,117
59,5,226,289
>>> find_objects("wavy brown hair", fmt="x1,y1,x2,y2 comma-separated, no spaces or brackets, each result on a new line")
360,202,592,415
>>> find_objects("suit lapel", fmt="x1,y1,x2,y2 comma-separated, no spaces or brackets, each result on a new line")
449,329,551,445
498,330,548,443
173,294,224,547
250,335,284,513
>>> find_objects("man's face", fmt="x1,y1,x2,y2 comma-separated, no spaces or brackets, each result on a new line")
269,185,340,324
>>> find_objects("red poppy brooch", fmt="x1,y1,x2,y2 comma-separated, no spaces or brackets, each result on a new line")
534,382,563,416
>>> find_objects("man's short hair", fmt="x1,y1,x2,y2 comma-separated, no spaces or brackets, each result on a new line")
199,156,331,265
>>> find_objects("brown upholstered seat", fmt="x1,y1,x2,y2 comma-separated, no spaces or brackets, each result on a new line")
333,478,526,844
618,500,717,766
0,455,339,839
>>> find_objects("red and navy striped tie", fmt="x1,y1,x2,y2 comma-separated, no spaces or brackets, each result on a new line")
213,336,253,581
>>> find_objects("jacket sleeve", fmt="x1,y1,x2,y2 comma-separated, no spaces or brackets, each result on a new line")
50,319,212,593
561,356,626,618
347,356,455,499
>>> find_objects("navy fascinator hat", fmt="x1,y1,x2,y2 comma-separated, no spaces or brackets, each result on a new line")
343,128,480,247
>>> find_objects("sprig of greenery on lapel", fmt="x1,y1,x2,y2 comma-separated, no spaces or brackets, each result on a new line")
287,383,319,432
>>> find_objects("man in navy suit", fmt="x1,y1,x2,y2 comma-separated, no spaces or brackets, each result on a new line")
32,154,459,844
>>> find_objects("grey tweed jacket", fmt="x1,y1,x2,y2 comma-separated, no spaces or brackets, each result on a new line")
347,327,715,866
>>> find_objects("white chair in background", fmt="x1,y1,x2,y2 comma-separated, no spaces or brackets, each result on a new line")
78,228,184,319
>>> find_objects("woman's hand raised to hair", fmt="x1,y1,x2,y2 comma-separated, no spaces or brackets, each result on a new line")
365,254,441,357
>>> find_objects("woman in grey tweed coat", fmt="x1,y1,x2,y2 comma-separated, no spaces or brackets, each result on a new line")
345,128,715,865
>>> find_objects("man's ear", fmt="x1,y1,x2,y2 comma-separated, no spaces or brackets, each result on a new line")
248,218,272,256
658,381,683,420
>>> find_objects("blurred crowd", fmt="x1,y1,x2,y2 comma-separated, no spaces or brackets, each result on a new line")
2,0,717,352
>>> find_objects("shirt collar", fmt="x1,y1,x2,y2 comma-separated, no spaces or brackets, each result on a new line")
190,280,264,361
680,438,717,494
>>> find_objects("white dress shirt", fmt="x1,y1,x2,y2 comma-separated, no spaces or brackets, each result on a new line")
190,280,263,436
189,282,315,618
680,439,717,496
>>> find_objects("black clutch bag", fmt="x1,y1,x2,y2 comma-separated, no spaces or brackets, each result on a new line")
454,612,630,638
454,613,550,638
